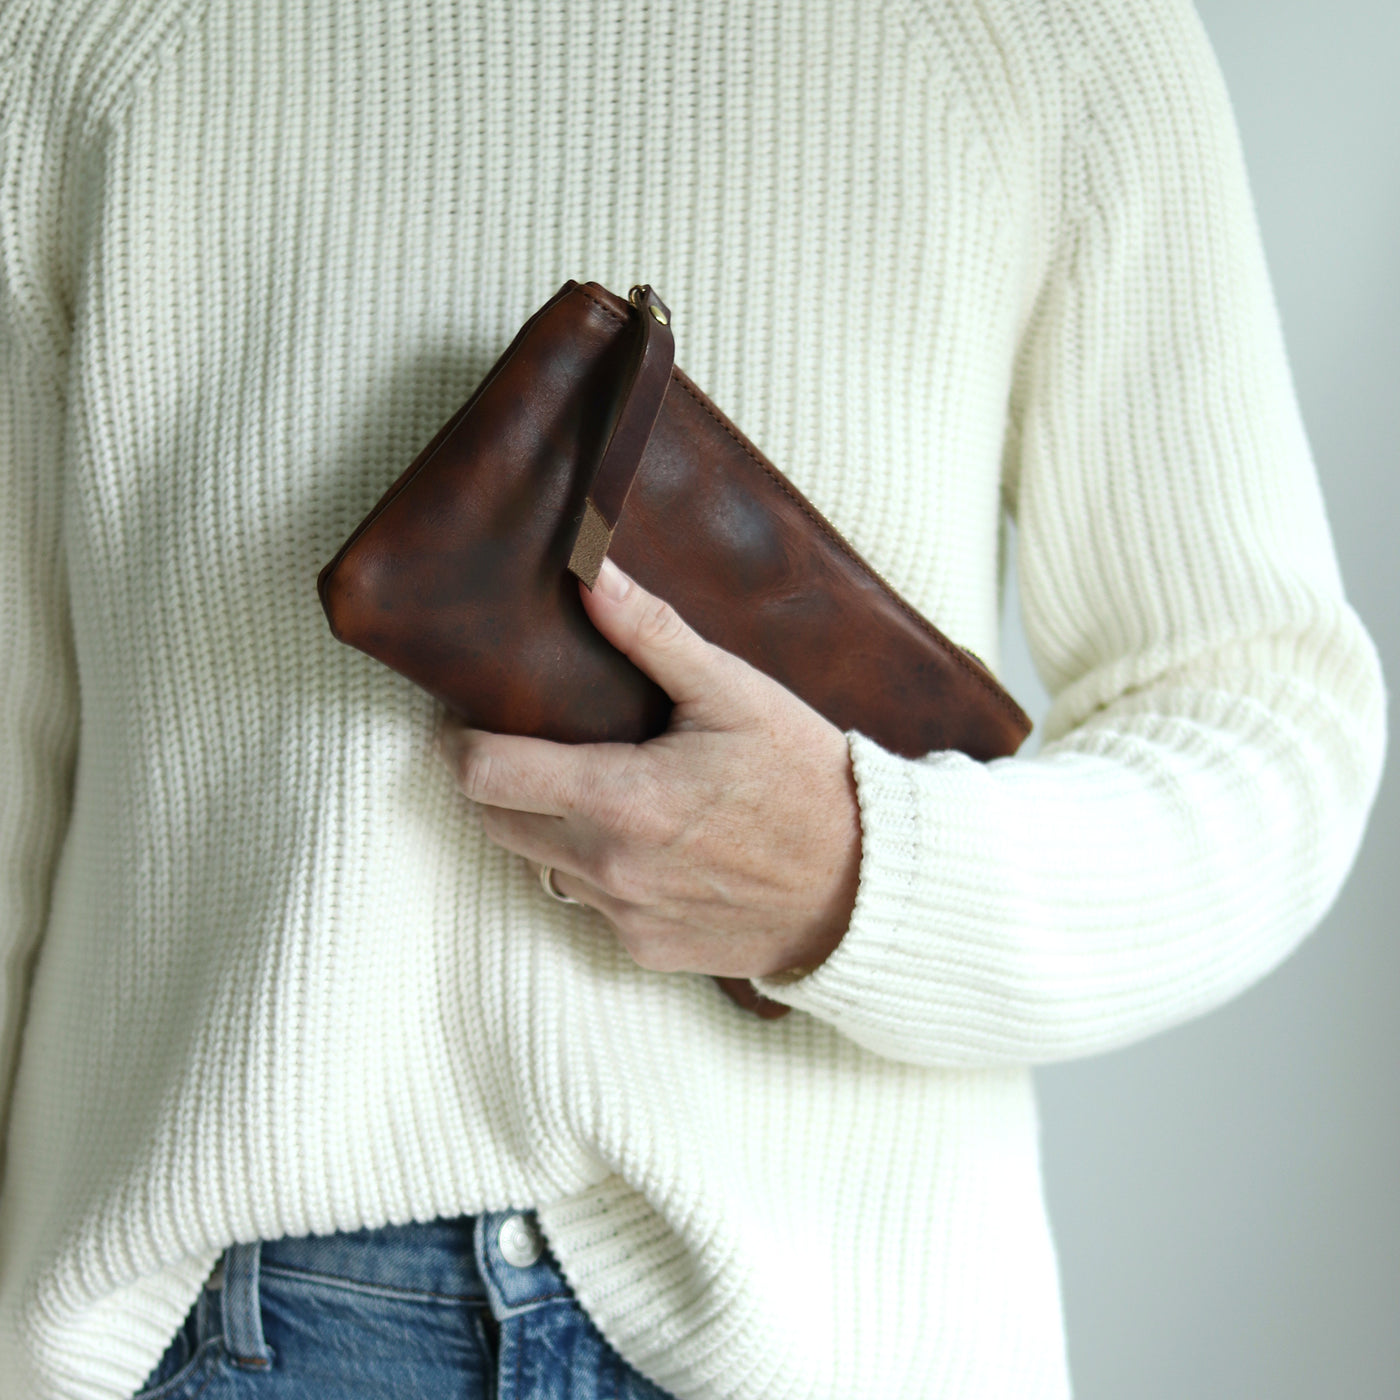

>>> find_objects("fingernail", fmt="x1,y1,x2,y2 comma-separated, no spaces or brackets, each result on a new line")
595,556,631,601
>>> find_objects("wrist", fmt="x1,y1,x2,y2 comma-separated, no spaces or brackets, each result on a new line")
764,767,861,982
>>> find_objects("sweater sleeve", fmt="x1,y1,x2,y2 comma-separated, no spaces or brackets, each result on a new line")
0,340,78,1176
751,0,1387,1064
0,108,81,1175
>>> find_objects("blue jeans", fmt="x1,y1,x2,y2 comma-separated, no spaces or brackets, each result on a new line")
131,1213,677,1399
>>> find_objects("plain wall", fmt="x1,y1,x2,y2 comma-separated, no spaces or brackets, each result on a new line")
1000,3,1399,1396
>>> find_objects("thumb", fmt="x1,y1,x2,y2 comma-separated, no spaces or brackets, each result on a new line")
580,556,750,717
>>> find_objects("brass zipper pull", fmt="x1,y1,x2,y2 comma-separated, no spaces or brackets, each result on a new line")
628,283,671,326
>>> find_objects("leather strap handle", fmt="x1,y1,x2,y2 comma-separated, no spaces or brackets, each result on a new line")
567,284,675,587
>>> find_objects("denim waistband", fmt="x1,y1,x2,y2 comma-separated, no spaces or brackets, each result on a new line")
257,1215,487,1302
209,1210,574,1371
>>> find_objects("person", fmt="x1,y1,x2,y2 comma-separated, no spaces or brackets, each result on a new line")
0,0,1386,1396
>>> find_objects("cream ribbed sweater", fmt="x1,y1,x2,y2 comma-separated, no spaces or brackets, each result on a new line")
0,0,1386,1396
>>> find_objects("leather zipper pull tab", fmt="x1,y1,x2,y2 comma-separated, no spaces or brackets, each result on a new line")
567,284,676,587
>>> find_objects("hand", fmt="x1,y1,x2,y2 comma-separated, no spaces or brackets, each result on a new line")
437,557,861,982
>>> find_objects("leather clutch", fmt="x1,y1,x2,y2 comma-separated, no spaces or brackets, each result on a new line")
317,279,1031,1016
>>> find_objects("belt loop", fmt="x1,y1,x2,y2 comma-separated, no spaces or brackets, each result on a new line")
221,1242,273,1369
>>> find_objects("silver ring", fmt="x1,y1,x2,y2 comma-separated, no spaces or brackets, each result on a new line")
539,863,581,905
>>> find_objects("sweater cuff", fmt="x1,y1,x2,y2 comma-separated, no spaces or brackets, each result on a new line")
749,730,971,1053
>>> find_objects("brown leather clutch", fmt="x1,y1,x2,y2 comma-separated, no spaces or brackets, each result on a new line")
317,279,1031,1017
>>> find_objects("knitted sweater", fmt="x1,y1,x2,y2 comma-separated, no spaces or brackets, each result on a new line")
0,0,1385,1395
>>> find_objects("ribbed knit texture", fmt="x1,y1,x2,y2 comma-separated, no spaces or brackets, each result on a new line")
0,1,1385,1396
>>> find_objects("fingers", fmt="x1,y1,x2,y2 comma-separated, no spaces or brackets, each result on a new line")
438,721,605,817
476,803,577,867
529,859,707,976
580,557,748,716
535,867,692,977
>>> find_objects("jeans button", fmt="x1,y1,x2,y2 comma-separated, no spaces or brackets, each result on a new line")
498,1213,544,1269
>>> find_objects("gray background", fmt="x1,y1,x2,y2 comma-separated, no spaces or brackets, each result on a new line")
1004,3,1399,1396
